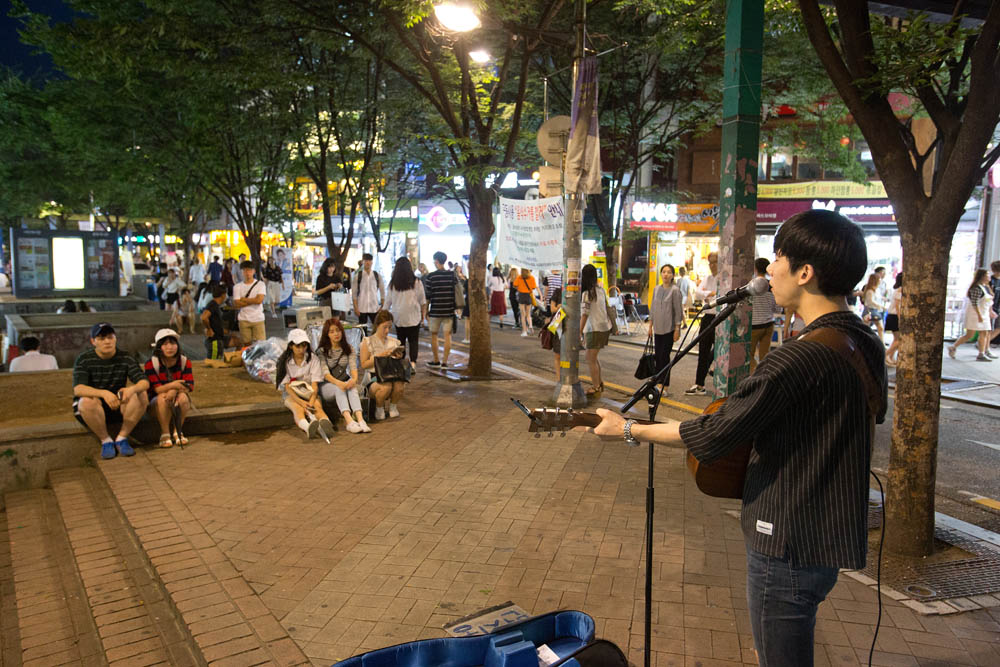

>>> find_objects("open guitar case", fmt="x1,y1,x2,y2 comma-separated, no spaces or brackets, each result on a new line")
331,610,628,667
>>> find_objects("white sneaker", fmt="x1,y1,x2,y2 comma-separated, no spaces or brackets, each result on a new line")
358,420,372,433
346,421,364,433
388,404,400,418
520,331,529,337
462,338,470,344
374,407,386,420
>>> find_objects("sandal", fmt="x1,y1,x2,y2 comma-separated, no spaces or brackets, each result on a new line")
173,432,189,446
586,383,604,398
159,433,174,448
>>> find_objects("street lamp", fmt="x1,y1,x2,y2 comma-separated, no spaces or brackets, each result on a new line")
468,50,491,64
433,3,480,32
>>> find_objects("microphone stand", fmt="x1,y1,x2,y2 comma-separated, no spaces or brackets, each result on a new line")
621,300,740,667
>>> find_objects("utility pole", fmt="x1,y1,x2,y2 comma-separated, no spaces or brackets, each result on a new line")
714,0,764,397
553,0,587,408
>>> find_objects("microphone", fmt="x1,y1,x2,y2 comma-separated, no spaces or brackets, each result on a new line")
705,276,770,309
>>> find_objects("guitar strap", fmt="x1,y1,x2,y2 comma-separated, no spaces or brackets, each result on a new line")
800,327,886,429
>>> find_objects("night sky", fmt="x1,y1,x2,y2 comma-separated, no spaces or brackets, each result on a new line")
1,0,77,77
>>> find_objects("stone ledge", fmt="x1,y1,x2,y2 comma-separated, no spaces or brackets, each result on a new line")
0,401,290,504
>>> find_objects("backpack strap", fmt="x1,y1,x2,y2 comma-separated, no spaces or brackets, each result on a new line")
799,327,885,424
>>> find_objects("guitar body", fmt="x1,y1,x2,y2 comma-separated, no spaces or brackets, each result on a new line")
684,397,752,499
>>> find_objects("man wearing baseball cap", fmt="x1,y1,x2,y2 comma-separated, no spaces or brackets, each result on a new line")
72,322,149,459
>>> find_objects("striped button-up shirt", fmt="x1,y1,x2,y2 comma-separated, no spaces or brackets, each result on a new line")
679,311,888,569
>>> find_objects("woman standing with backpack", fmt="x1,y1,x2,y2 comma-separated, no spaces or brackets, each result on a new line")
580,264,613,398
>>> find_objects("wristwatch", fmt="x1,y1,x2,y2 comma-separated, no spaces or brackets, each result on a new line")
623,419,640,447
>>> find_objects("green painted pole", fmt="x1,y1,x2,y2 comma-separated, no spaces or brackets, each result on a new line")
714,0,764,397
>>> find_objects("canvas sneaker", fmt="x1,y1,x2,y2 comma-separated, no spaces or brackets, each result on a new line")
388,405,400,418
346,421,364,434
101,441,117,460
358,420,372,433
374,406,386,421
115,438,135,457
684,385,707,396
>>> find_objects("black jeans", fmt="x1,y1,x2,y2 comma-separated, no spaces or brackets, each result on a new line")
395,325,420,363
653,333,674,387
358,311,378,333
509,292,521,327
695,313,716,387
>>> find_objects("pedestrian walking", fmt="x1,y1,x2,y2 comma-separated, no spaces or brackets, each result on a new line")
545,270,563,312
221,259,235,297
580,264,613,398
455,264,471,342
424,251,458,368
750,258,778,371
885,273,903,366
686,251,719,396
513,268,539,337
207,255,223,283
188,256,206,286
352,252,384,333
861,272,885,344
507,268,521,328
648,263,683,391
314,258,342,313
989,260,1000,347
949,269,996,361
200,284,229,359
385,256,427,371
544,288,564,379
488,267,508,328
263,254,283,317
676,266,693,328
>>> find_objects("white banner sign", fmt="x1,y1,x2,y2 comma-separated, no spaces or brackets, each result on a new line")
496,196,565,271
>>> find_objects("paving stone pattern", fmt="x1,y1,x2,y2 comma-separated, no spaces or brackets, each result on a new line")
89,372,1000,666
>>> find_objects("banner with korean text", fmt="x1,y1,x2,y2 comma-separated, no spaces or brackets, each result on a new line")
496,196,566,271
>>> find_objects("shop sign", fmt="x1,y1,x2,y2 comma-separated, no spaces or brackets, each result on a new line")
629,202,718,232
419,205,468,232
756,198,895,223
758,180,888,200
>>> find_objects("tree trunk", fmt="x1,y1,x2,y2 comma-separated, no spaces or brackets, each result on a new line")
885,223,952,557
466,183,494,377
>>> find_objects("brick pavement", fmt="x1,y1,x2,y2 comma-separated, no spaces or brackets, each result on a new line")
94,371,1000,666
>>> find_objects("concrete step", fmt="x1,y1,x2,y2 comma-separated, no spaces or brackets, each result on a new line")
5,487,104,666
0,510,21,666
97,455,310,666
49,467,203,666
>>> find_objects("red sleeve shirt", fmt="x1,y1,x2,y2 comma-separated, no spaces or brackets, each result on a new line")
144,357,194,400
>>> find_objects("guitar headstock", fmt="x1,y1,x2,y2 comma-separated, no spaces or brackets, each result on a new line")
512,396,596,437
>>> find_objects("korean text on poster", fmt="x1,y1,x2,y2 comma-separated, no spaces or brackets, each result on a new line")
496,196,565,271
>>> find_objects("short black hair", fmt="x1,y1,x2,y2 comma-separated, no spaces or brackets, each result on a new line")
362,253,373,261
213,255,219,261
754,257,770,275
433,251,447,265
240,260,254,270
21,336,40,351
212,284,228,298
774,210,867,297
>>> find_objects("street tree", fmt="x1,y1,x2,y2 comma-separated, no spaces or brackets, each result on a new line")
288,0,563,376
797,0,1000,556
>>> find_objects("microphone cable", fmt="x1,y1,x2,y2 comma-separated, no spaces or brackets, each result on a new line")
868,470,885,667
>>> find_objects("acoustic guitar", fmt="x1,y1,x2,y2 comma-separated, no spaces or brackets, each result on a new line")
517,400,751,499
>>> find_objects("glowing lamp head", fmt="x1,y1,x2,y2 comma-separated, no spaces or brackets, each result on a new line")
434,3,481,32
469,50,491,64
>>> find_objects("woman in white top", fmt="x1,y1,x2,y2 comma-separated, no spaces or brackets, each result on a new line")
949,269,997,361
884,273,902,366
360,310,406,420
579,264,613,398
861,272,885,344
385,257,427,371
275,328,334,440
488,267,508,329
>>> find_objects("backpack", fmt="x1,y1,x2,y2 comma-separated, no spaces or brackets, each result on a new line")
150,354,188,382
